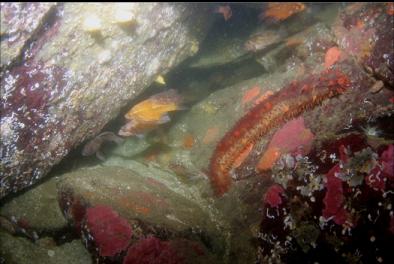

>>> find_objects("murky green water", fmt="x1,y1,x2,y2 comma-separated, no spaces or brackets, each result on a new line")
1,3,393,264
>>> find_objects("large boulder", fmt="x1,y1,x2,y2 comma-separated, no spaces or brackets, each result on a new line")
0,230,92,264
57,165,226,263
0,176,67,235
0,3,214,199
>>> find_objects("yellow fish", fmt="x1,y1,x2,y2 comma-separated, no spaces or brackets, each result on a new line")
155,75,166,85
119,89,183,137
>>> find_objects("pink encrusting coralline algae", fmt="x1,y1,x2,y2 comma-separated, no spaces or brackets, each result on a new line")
264,184,285,208
322,145,351,225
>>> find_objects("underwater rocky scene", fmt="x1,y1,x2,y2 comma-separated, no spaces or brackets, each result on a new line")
0,2,393,264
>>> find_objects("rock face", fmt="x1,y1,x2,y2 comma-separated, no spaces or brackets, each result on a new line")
0,3,213,199
0,230,92,264
0,176,67,234
57,166,226,263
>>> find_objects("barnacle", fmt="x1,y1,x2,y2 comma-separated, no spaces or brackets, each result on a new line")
155,75,166,85
83,14,102,33
113,3,138,30
97,49,111,64
189,40,200,55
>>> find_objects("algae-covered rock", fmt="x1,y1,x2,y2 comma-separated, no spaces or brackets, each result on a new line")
187,6,257,69
0,231,92,264
57,165,227,263
332,3,394,86
0,176,67,233
188,36,251,69
0,3,57,68
110,137,151,158
0,2,214,199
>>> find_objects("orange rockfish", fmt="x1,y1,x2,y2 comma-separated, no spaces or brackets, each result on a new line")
260,3,306,22
214,5,232,21
118,89,183,137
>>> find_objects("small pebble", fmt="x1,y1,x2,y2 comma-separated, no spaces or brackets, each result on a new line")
47,250,55,257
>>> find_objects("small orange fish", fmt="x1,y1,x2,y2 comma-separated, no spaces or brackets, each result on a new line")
214,5,232,21
260,3,306,22
119,89,183,137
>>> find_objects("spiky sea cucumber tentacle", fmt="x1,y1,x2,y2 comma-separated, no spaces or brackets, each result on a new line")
209,69,351,197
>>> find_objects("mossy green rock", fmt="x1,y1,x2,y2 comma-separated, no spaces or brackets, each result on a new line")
0,177,67,232
0,231,92,264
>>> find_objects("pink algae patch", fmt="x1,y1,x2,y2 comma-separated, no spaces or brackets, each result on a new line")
123,237,183,264
85,205,132,257
324,47,342,69
322,145,351,225
264,184,285,208
257,117,315,171
242,85,261,105
322,163,350,225
381,144,394,179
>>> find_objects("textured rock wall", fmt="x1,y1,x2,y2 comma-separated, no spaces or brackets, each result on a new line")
0,3,213,199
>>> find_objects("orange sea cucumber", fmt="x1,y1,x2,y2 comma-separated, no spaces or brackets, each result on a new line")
209,69,351,197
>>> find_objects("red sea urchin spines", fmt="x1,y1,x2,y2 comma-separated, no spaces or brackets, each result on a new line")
209,69,351,197
123,236,184,264
83,205,132,257
209,159,231,197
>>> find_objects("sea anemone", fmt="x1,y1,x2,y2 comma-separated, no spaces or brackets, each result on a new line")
360,125,381,137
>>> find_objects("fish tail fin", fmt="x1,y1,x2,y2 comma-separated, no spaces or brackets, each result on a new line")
152,89,185,110
176,105,188,111
113,136,125,145
158,114,171,124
